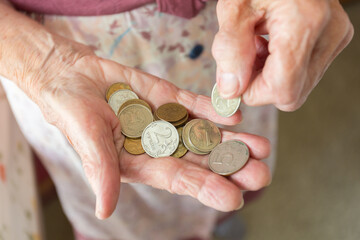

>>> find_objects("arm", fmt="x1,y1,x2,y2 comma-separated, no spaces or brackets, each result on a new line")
0,1,92,103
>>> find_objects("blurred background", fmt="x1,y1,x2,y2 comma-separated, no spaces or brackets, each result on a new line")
15,1,360,240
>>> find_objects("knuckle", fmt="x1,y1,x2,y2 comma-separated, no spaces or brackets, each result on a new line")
310,2,330,29
211,32,229,60
170,164,201,196
212,30,243,63
276,89,299,107
83,160,99,181
217,0,245,20
333,3,353,38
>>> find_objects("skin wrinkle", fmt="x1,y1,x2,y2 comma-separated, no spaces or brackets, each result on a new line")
186,92,203,118
94,57,109,94
170,164,203,196
142,76,162,104
197,174,223,208
200,174,241,211
83,160,99,194
144,160,177,191
71,57,107,94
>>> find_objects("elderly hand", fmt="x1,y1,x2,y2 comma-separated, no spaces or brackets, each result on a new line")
0,4,272,221
212,0,354,111
28,48,272,219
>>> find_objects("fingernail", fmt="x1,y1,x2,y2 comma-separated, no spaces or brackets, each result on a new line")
219,73,239,98
236,199,244,210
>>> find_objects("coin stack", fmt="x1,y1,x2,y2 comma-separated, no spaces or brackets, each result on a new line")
182,119,221,155
106,82,249,176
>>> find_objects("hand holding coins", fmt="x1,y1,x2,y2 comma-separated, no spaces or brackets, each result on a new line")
36,56,269,219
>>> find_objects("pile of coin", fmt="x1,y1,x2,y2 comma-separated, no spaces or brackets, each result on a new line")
182,119,221,155
106,82,249,176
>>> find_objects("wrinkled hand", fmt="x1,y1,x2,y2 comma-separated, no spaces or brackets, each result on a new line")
212,0,353,111
31,49,271,219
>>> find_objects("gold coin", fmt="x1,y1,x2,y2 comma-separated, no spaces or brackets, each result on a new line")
182,120,209,155
171,127,188,158
124,137,145,155
118,104,153,138
171,111,189,127
188,119,221,153
156,103,188,123
118,99,152,115
154,113,160,120
106,82,132,102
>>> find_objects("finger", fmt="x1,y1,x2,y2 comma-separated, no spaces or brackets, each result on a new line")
62,100,122,219
212,0,261,99
181,130,271,168
229,158,272,191
120,151,243,212
182,154,271,191
243,1,330,111
99,59,242,125
182,152,271,192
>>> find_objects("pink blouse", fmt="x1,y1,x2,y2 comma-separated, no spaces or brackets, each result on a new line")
9,0,207,18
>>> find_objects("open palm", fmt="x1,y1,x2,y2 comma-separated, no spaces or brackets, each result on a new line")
37,55,272,219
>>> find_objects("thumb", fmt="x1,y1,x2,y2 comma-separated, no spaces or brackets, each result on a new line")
63,105,122,220
212,0,259,99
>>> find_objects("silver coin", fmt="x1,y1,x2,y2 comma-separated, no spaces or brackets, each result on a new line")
108,89,138,114
209,140,249,176
118,104,154,138
141,120,179,158
211,83,241,117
